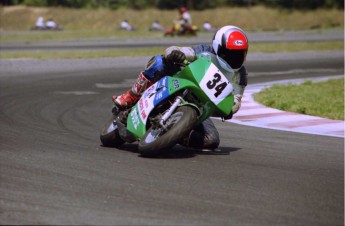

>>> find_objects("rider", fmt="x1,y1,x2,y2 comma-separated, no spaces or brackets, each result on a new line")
178,7,192,32
112,25,249,150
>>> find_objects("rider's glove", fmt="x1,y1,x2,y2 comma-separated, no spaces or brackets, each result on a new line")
221,95,242,121
166,50,186,65
232,94,242,114
222,111,233,121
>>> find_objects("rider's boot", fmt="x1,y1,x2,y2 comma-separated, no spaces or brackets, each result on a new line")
112,72,152,109
179,118,220,150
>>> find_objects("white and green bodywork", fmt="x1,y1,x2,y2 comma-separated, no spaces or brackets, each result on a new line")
126,55,234,138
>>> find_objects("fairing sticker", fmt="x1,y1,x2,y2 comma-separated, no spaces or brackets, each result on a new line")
137,76,170,124
153,76,170,106
130,108,140,130
199,63,233,105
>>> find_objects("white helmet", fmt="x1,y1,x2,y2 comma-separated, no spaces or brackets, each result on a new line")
212,25,249,71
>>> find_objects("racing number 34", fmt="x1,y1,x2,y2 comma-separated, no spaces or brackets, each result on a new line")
206,73,228,98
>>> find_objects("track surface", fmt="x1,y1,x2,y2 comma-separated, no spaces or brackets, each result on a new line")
0,51,344,224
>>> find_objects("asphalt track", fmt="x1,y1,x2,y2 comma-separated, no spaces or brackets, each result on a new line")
0,52,344,224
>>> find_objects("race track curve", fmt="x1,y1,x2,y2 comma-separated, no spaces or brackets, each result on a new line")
0,52,344,225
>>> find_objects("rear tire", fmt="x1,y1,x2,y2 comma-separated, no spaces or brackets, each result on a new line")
138,106,198,157
100,116,125,147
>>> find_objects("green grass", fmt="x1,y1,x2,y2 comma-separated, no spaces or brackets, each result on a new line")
0,47,166,59
254,78,344,120
0,30,165,42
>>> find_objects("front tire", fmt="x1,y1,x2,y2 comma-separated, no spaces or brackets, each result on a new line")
100,116,125,147
138,106,198,157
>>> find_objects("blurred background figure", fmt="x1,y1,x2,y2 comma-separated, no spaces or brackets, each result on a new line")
35,16,45,30
120,19,135,31
45,19,57,29
120,19,129,30
203,21,216,32
178,7,192,30
164,7,198,36
164,6,197,36
45,18,63,31
149,20,164,31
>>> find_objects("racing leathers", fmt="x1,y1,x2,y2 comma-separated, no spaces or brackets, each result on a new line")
113,44,248,150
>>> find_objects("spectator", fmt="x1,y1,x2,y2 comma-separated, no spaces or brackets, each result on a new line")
203,21,216,32
150,20,164,31
120,20,135,31
35,17,45,30
120,20,129,30
45,19,57,30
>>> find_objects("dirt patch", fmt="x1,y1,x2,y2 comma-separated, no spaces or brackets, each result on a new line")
2,5,48,14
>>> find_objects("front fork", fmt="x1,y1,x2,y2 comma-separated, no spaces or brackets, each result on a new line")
159,89,189,131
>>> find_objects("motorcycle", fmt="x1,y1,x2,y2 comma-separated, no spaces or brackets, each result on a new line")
100,54,234,157
164,21,198,37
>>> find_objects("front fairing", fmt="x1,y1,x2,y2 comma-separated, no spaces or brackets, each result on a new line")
175,55,234,116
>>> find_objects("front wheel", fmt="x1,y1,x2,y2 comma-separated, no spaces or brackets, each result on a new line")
138,106,198,157
100,116,125,147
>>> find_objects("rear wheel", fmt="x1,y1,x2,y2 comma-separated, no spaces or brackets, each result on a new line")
139,106,198,157
100,116,125,147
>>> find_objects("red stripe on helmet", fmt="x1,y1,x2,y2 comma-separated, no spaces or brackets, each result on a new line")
226,31,248,50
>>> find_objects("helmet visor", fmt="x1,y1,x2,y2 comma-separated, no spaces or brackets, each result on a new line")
218,47,247,70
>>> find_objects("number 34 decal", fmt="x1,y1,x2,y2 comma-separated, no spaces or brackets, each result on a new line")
199,63,232,105
206,73,228,98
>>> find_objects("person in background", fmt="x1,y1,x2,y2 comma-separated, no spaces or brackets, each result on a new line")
203,21,216,32
35,17,45,30
45,19,57,30
150,20,164,31
120,20,135,31
178,7,192,31
120,20,129,30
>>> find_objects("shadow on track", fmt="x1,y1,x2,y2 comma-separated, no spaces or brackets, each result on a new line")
100,144,241,159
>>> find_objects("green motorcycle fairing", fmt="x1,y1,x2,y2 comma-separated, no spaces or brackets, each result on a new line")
126,56,234,138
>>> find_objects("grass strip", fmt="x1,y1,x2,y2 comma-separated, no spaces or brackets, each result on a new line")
254,78,344,120
0,47,165,59
0,30,164,42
